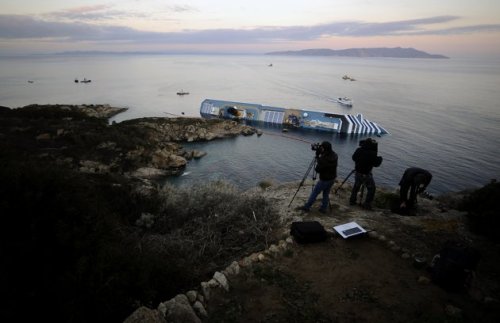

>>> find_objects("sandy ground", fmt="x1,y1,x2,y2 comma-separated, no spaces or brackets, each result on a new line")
204,181,500,322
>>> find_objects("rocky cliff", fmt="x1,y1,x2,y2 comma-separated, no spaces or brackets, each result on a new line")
0,104,257,179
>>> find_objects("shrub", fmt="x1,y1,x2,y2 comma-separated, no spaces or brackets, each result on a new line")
461,180,500,240
0,160,162,322
0,164,280,323
374,191,400,209
258,179,274,190
152,181,280,276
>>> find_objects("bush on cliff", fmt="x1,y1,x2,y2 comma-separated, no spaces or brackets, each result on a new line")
0,160,153,322
0,105,281,322
0,160,280,323
461,180,500,240
153,181,280,274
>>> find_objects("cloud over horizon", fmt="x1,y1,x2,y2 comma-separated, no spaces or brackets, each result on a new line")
1,13,500,46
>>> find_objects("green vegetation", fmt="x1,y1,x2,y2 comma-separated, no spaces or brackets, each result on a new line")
258,179,274,190
0,106,281,322
460,180,500,240
374,191,400,209
0,160,280,322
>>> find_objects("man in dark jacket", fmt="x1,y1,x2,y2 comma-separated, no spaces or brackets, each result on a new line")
399,167,433,209
299,141,338,213
349,138,383,209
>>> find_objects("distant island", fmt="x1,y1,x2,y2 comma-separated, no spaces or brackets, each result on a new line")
266,47,449,59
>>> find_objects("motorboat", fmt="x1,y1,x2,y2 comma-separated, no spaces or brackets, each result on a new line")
337,97,353,107
177,90,190,95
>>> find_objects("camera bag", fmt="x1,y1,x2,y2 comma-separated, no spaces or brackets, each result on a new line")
290,221,328,244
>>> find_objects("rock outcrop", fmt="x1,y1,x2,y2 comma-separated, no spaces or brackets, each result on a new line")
0,105,258,180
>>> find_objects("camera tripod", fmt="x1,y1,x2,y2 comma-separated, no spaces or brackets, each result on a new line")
288,156,317,208
334,169,355,195
334,169,368,205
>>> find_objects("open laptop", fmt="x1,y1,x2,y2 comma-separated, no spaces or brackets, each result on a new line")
333,221,367,239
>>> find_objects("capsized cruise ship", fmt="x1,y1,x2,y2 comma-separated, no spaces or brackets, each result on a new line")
200,99,389,135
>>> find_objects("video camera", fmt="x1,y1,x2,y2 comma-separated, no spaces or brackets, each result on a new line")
311,142,323,156
359,138,378,153
311,143,321,151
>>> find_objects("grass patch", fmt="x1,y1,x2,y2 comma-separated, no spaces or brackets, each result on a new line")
258,179,274,190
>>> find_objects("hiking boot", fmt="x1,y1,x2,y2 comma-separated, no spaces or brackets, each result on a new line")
349,201,357,206
319,208,327,214
295,206,310,212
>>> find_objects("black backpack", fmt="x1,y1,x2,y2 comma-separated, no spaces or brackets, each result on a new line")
290,221,328,244
430,242,481,292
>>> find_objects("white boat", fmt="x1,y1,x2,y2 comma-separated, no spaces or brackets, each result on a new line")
337,97,353,107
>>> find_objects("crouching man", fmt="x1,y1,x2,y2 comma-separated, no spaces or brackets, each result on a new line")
399,167,433,210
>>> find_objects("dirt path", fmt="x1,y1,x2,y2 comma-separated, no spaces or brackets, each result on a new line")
204,181,500,323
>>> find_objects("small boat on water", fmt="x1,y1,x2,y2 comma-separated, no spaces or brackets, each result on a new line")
200,99,388,135
177,90,190,95
337,97,353,107
342,75,356,81
81,78,91,83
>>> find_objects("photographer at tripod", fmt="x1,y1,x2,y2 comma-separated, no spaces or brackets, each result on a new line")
298,141,338,213
349,138,383,210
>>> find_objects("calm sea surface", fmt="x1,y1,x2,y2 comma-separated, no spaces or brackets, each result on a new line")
1,54,499,195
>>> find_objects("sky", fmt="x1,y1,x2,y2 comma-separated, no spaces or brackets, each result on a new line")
1,0,500,58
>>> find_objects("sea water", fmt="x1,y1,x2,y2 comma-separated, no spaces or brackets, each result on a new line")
1,54,499,194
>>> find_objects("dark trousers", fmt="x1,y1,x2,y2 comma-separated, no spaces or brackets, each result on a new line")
304,179,335,211
400,183,418,208
349,172,376,206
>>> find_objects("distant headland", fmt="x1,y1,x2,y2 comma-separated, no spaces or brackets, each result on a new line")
266,47,449,59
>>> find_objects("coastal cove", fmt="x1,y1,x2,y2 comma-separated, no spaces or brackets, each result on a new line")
1,54,499,194
1,104,498,323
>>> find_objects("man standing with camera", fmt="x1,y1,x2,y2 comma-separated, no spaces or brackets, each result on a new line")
349,138,383,210
298,141,338,213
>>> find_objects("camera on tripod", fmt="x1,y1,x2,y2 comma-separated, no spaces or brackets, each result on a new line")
311,142,323,157
311,143,321,151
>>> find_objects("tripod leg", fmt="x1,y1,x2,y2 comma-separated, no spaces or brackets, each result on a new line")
334,169,355,195
288,156,317,208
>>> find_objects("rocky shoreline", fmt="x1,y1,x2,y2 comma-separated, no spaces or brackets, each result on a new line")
0,104,259,180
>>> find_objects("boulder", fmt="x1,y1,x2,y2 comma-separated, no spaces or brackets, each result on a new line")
130,167,167,179
123,306,166,323
161,294,201,323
